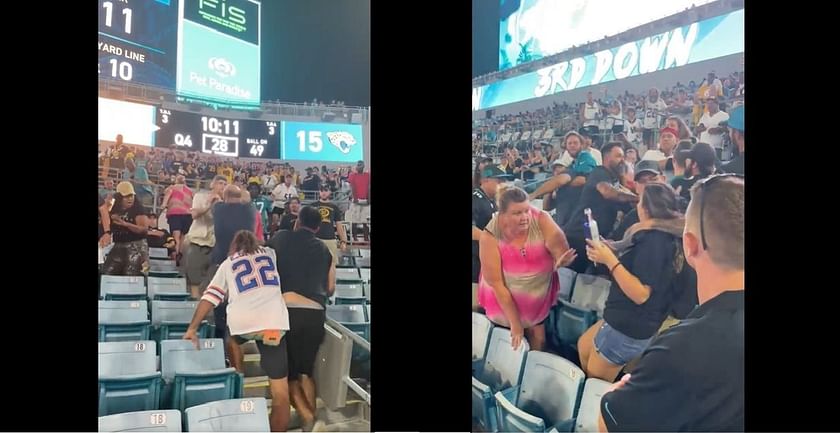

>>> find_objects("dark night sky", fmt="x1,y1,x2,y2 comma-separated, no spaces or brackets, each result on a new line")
260,0,370,107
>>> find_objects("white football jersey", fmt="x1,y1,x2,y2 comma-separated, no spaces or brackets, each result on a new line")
202,248,290,336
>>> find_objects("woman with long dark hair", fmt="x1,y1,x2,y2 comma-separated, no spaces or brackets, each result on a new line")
578,182,692,381
102,182,150,276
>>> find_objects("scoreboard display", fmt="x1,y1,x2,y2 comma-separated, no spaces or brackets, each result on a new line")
98,0,261,107
156,108,278,158
98,0,179,88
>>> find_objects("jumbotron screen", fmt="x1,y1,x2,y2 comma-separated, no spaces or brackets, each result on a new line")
499,0,708,71
98,0,261,107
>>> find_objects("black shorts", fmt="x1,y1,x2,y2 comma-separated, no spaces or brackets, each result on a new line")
286,308,326,380
167,214,193,234
233,335,289,380
271,207,285,216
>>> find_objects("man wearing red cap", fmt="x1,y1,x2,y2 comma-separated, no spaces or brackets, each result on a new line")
641,127,679,176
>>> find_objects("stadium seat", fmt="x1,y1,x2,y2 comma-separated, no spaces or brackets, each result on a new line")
472,313,494,370
98,341,163,416
575,379,612,433
359,268,371,283
494,351,584,432
570,274,610,318
149,260,179,278
98,410,182,432
334,284,366,305
557,267,577,302
160,339,243,412
147,277,189,300
101,275,147,300
336,254,356,268
549,300,598,353
149,247,171,260
472,327,530,432
336,268,361,283
99,300,151,342
326,304,369,341
151,300,209,343
355,256,371,268
185,398,269,432
359,249,370,258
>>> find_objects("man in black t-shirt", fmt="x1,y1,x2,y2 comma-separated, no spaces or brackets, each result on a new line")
268,206,334,431
108,134,129,172
314,186,348,263
564,142,639,272
472,166,512,283
599,175,744,432
279,197,301,231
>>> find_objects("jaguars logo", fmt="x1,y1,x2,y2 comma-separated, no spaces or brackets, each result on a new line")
326,131,357,155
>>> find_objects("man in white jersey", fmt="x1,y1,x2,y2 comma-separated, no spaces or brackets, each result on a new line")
271,175,298,228
183,230,291,432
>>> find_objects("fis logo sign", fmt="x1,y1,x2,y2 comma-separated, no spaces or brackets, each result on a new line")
208,57,236,78
326,131,357,154
199,0,246,25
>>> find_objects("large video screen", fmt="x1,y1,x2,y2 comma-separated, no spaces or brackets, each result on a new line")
281,122,364,163
98,0,179,88
176,0,261,107
99,97,158,146
476,9,743,111
499,0,709,71
156,108,278,158
98,0,261,107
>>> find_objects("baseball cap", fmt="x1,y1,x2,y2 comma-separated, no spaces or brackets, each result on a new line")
728,105,744,131
481,166,514,181
116,181,135,196
660,127,679,138
634,160,662,181
677,142,717,169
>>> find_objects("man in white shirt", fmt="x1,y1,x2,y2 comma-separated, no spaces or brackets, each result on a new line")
184,175,228,299
271,175,298,227
642,88,668,149
581,92,602,129
696,96,730,158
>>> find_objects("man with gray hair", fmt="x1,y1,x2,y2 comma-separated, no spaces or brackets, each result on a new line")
598,174,743,432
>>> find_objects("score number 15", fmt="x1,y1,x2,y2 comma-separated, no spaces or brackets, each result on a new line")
296,131,323,153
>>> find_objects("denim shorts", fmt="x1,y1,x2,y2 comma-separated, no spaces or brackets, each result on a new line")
594,321,652,366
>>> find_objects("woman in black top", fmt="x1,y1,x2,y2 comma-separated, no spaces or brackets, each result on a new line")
102,182,150,276
577,182,688,381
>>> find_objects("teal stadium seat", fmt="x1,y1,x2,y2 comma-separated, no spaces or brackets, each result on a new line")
99,300,151,342
472,313,494,372
101,275,146,300
550,300,598,353
494,351,584,432
160,339,243,412
149,247,171,260
151,300,209,344
575,378,612,432
185,398,269,432
472,327,529,432
149,259,179,278
99,341,162,416
98,409,181,432
570,274,610,318
334,284,366,305
336,268,361,284
147,277,189,301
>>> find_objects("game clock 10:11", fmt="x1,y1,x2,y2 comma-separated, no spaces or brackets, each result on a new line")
98,0,179,89
155,108,279,159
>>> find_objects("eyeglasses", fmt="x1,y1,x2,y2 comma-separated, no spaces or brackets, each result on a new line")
696,173,744,251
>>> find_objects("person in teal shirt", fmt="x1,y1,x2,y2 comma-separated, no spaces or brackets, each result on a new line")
248,183,273,238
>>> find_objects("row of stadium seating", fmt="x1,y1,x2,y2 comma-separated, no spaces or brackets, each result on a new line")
99,398,271,432
472,268,613,431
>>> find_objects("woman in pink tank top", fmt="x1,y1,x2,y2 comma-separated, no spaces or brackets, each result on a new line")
478,185,577,351
162,175,194,261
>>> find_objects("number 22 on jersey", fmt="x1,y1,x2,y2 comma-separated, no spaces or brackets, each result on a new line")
232,254,280,293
